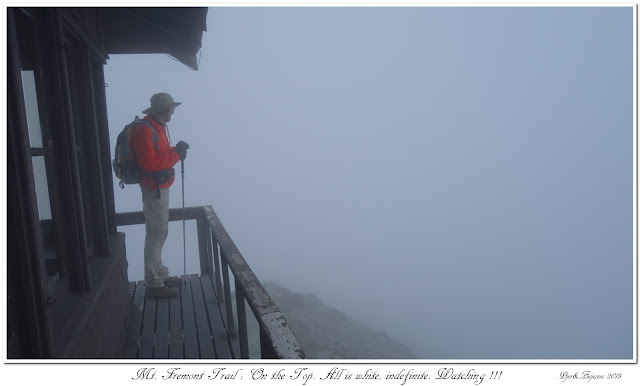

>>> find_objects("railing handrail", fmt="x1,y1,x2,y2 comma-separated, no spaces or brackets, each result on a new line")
201,206,306,359
115,206,204,225
114,205,306,359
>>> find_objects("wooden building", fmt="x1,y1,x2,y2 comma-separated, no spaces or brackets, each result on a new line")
7,7,304,359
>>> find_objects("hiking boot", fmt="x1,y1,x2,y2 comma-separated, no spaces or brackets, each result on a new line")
164,276,183,286
145,286,178,298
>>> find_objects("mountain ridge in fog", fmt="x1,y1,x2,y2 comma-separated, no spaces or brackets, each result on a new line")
243,282,415,359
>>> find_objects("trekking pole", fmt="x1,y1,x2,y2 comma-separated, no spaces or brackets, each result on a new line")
181,159,186,288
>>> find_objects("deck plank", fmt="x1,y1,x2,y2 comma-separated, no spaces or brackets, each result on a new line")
201,275,233,358
191,275,216,358
182,274,199,358
123,281,145,359
138,296,156,359
123,275,238,359
169,291,184,359
154,298,170,358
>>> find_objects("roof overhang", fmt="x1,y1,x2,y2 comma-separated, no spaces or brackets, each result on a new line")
101,7,208,70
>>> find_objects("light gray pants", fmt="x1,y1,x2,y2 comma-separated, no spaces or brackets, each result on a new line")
142,188,171,288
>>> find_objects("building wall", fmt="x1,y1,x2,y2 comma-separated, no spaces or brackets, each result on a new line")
61,234,131,358
7,7,130,359
8,6,207,359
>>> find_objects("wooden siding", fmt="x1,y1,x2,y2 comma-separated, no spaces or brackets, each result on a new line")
57,233,130,358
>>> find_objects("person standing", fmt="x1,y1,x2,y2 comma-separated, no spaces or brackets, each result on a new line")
132,92,189,298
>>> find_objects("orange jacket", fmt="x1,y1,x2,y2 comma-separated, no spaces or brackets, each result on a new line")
131,116,180,190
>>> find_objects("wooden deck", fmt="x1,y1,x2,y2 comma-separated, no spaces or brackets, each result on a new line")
123,274,237,359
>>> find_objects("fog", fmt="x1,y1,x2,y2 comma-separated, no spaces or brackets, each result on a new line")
104,7,633,359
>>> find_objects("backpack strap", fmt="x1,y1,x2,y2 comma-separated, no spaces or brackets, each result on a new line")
133,118,159,150
133,117,168,197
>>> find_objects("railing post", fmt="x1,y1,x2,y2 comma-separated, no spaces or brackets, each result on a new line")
221,252,235,338
206,226,214,278
197,215,213,275
212,236,223,301
235,283,249,359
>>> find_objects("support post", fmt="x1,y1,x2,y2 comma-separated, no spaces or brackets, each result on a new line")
235,283,249,359
221,254,235,338
197,216,212,275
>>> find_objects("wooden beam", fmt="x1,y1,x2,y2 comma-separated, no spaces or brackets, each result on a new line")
58,9,108,63
115,206,203,227
81,49,111,257
235,284,249,358
38,8,91,291
197,216,213,275
91,61,118,235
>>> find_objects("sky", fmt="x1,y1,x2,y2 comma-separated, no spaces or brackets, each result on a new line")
104,6,634,360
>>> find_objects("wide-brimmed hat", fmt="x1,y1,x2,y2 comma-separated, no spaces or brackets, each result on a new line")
142,92,182,114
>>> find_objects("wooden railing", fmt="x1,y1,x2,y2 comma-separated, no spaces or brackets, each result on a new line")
115,205,306,359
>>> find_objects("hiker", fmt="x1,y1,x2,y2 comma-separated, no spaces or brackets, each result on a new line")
132,92,189,298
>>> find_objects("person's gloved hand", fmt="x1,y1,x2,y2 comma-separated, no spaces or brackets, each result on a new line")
174,141,189,161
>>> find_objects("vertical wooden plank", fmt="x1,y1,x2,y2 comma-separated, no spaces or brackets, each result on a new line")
212,238,222,300
190,276,215,358
90,51,118,234
200,276,232,359
221,255,235,338
137,296,156,359
122,281,145,358
205,227,214,277
210,269,224,303
168,290,183,359
197,217,211,275
228,332,241,360
182,274,199,358
81,53,111,258
235,285,249,359
154,298,169,359
49,9,91,292
221,256,241,358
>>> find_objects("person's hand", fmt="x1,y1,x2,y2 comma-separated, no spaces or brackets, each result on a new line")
175,141,189,161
